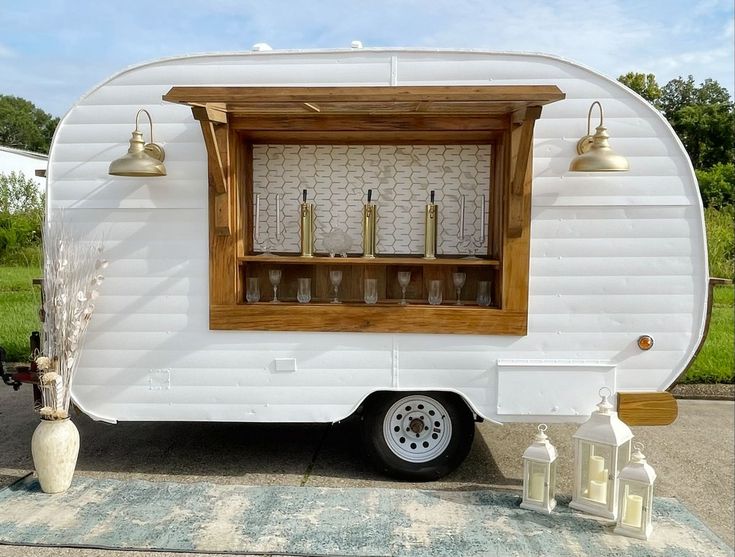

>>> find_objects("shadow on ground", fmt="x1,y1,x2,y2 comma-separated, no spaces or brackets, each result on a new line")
0,387,517,491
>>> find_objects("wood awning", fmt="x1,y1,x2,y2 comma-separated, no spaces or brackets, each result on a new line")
162,85,565,116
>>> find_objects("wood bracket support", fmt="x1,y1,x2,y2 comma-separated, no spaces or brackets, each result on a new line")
192,105,231,236
508,105,542,238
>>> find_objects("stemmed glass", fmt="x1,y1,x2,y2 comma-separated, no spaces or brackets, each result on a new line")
329,270,343,304
397,272,411,305
269,269,282,303
452,272,466,305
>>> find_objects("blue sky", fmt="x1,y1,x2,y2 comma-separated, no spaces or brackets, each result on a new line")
1,0,733,116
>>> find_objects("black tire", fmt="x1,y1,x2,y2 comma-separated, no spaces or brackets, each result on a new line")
361,391,475,481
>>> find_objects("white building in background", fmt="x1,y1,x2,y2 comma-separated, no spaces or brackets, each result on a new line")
0,145,48,190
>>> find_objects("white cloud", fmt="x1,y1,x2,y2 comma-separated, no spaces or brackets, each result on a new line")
0,43,15,58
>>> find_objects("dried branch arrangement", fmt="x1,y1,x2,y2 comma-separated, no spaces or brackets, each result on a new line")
35,216,106,420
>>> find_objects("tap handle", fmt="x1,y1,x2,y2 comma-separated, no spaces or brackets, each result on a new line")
430,190,435,204
367,189,372,203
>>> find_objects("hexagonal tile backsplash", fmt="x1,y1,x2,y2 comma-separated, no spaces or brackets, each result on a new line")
252,144,491,255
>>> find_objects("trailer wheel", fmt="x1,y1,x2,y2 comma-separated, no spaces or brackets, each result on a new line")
361,392,474,481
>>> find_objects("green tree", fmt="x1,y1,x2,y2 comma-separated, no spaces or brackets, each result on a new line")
659,76,732,119
658,76,734,169
677,103,735,169
618,72,662,105
0,95,59,153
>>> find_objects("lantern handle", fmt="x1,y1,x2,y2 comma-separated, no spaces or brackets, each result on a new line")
537,424,548,432
598,386,612,398
634,441,645,452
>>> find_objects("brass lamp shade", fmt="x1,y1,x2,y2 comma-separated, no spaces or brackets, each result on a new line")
569,102,629,172
109,109,166,177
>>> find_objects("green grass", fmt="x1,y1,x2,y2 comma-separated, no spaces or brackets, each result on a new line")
705,206,734,280
682,285,735,384
0,265,41,362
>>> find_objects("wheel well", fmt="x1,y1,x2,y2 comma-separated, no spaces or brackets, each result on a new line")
356,390,482,422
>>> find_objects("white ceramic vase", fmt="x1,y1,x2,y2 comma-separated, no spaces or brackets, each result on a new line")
31,418,80,493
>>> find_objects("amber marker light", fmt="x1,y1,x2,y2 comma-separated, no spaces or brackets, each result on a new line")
637,335,654,350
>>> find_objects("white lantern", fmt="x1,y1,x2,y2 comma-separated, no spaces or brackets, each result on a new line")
570,388,633,519
615,442,656,540
521,424,557,514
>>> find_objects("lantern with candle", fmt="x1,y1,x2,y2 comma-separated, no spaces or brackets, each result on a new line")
521,424,557,514
614,442,656,540
570,387,633,519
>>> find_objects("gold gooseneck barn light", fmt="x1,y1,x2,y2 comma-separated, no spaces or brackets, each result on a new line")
569,101,629,172
108,109,166,177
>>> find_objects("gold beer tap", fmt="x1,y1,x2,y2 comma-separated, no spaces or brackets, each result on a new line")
362,189,377,258
424,190,438,259
300,189,315,257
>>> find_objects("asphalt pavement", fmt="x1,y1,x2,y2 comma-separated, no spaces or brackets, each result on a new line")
0,386,732,556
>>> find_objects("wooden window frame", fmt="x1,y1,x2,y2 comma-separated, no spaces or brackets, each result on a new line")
163,86,565,335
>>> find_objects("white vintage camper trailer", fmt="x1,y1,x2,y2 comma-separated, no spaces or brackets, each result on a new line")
46,48,708,479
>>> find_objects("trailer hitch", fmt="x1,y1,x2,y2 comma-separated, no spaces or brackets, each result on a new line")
1,332,42,391
0,347,22,391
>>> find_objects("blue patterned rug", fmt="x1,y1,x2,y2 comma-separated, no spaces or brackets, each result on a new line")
0,475,730,556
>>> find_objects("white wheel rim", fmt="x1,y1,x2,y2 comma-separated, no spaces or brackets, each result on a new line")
382,395,452,463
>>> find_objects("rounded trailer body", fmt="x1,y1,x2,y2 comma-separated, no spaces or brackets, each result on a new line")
48,49,708,426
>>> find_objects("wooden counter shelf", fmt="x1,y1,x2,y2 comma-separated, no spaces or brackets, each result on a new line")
211,303,526,335
242,300,492,307
238,254,500,267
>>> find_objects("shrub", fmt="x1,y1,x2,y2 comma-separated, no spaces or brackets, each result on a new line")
696,163,735,209
0,171,43,265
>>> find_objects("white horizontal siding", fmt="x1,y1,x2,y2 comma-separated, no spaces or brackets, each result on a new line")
46,50,707,423
531,257,695,277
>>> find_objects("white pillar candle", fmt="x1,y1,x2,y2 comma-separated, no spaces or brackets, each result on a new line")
588,479,607,504
528,471,545,501
623,494,643,527
589,455,605,481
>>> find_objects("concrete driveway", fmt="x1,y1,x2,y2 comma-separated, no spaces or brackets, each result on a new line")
0,386,732,556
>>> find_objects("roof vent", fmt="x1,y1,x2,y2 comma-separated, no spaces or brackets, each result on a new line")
251,43,272,52
350,40,363,49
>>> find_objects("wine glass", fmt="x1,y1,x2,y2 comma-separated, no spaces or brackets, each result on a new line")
269,269,282,303
297,277,311,304
428,280,443,305
364,278,378,304
397,272,411,305
452,272,466,305
246,277,260,303
329,270,343,304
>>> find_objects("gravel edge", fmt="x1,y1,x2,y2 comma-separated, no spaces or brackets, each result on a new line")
670,383,735,401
